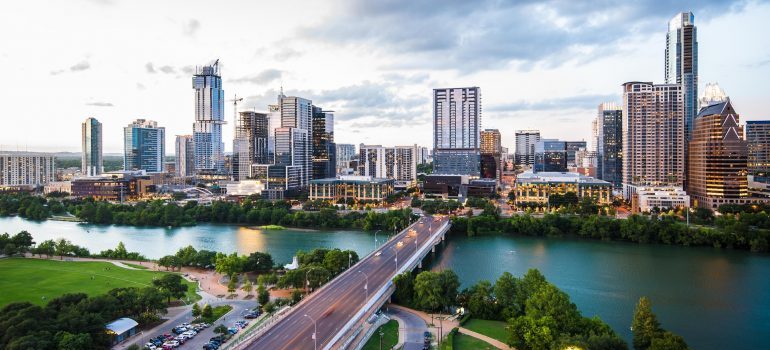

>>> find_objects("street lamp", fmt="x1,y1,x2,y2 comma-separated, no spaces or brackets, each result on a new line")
389,246,398,272
304,314,318,350
357,270,369,300
374,229,381,250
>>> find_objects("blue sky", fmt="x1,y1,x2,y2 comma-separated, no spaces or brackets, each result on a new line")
0,0,768,154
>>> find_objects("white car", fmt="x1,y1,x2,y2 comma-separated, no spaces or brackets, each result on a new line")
397,241,404,247
374,251,382,257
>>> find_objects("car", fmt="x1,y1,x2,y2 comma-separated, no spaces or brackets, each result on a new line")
374,251,382,257
244,312,259,319
227,327,239,334
397,241,404,247
423,331,431,339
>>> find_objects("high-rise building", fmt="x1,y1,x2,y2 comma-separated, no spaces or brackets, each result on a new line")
515,130,541,168
480,129,502,180
534,139,567,173
416,146,431,165
359,144,418,187
433,87,481,176
747,121,770,186
312,106,336,180
124,119,165,173
175,135,194,177
81,117,103,176
596,103,623,189
336,143,356,175
622,82,684,199
0,152,55,188
688,100,748,209
192,60,225,173
233,111,269,181
665,12,698,141
565,141,587,168
278,95,313,186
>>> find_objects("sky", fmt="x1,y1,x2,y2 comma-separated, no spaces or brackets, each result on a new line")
1,0,769,155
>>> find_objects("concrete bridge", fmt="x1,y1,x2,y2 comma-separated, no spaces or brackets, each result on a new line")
231,215,451,350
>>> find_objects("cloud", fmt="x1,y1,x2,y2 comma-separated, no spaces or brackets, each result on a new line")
159,65,175,74
230,69,283,84
299,0,752,72
181,66,194,74
85,101,114,107
69,61,90,71
274,47,303,60
487,93,619,112
183,19,200,36
145,62,156,73
136,83,146,90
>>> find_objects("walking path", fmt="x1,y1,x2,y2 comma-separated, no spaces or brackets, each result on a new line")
457,328,511,350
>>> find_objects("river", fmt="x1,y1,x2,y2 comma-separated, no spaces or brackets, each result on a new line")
2,216,768,349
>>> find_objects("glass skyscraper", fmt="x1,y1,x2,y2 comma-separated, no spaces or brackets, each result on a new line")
665,12,698,140
124,119,165,172
596,103,622,189
192,60,225,173
81,117,103,176
433,87,481,176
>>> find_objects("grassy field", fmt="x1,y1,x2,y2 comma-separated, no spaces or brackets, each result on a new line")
123,262,149,270
195,305,233,323
362,320,399,350
453,333,496,350
463,319,508,343
0,258,199,307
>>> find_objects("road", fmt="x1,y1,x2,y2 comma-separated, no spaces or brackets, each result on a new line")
243,215,449,350
385,307,429,350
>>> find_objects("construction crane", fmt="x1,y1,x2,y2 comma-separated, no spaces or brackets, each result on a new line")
229,94,243,128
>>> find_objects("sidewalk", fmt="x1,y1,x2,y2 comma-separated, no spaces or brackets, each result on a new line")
457,327,511,350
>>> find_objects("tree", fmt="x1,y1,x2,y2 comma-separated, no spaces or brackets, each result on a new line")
525,283,581,335
55,238,72,260
214,324,229,336
413,271,443,311
494,272,519,318
56,332,93,350
507,315,557,350
392,272,415,306
649,332,689,350
438,270,460,310
632,297,661,350
37,239,56,258
202,304,213,318
242,279,254,296
192,303,201,318
466,280,498,320
257,284,270,306
215,252,244,277
11,231,34,254
152,274,188,303
290,289,303,305
243,252,274,272
228,275,238,294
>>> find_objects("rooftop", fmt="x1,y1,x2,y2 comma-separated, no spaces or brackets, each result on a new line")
106,317,138,335
516,171,610,185
310,176,393,185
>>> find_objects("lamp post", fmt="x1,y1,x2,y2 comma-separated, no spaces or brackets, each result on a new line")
374,229,381,250
389,246,398,272
304,314,318,350
357,270,369,300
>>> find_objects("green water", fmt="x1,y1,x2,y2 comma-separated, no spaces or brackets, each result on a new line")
430,234,770,350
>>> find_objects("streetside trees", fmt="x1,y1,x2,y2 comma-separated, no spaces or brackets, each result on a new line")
152,274,188,303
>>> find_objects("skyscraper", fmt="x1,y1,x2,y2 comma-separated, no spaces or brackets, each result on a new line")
699,82,728,109
665,12,698,141
622,82,684,198
81,117,102,176
515,130,540,168
336,143,356,174
596,103,623,189
433,87,481,176
124,119,165,173
175,135,194,177
747,121,770,185
359,144,418,187
312,106,336,180
192,60,225,173
279,95,313,186
687,100,748,209
480,129,502,180
233,111,269,181
0,152,55,188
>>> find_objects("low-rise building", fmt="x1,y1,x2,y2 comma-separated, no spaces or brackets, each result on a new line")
106,317,138,345
309,176,395,203
514,171,612,208
225,180,266,197
71,174,153,201
422,174,468,199
44,181,72,195
632,186,690,213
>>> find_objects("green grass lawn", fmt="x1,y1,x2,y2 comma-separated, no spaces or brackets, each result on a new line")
362,320,398,350
463,318,508,343
195,305,233,323
453,333,496,350
0,258,199,307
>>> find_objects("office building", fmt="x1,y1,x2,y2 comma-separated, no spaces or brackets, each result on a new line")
533,139,584,173
277,95,313,187
251,164,303,200
233,111,269,181
175,135,194,177
596,103,623,189
359,144,418,188
515,130,541,167
312,107,336,180
665,12,698,141
416,146,431,165
309,176,395,203
514,172,613,209
632,186,691,213
621,82,684,199
123,119,165,173
688,100,749,209
480,129,502,180
192,60,225,173
71,173,153,201
81,117,103,176
747,120,770,197
0,152,55,188
433,87,481,176
336,143,356,174
565,141,587,167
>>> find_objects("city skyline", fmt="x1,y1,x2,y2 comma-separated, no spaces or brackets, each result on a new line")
1,1,769,154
